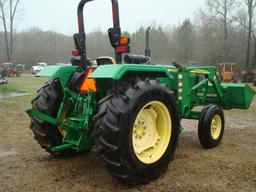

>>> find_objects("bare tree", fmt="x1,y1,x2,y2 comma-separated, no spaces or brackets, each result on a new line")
172,19,195,64
244,0,256,70
0,0,9,61
199,0,239,60
0,0,20,62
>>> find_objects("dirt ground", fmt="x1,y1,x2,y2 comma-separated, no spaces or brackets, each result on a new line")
0,75,255,192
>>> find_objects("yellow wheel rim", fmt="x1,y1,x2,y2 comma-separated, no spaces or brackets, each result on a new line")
132,101,172,164
210,115,222,140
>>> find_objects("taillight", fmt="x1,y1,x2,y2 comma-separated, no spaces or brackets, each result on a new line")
116,36,130,53
72,48,80,57
116,45,129,53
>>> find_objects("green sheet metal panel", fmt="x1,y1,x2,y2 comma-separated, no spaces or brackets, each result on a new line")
36,66,76,77
36,66,77,87
89,64,168,80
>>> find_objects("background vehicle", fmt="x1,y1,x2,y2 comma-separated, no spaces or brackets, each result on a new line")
0,68,8,85
31,62,47,74
217,63,238,83
254,69,256,86
16,64,25,73
56,63,72,66
26,0,255,185
188,61,200,67
242,68,256,85
2,62,20,77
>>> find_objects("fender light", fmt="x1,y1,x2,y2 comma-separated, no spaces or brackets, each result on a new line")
80,68,97,93
116,45,129,53
72,48,80,56
116,36,130,53
119,36,129,45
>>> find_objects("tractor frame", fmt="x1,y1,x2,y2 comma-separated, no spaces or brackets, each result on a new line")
26,0,255,185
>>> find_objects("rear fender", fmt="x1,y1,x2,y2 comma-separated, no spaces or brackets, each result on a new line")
89,64,170,80
36,66,77,88
89,64,174,100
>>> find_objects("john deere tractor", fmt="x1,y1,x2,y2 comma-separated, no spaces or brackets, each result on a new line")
27,0,255,185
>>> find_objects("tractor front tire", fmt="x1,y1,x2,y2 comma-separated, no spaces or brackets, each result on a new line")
96,80,180,185
30,79,76,157
198,105,225,149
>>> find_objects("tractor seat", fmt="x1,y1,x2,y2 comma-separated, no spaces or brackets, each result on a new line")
124,54,151,64
96,56,116,65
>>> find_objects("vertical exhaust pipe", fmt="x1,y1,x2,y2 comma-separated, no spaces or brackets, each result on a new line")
145,27,151,57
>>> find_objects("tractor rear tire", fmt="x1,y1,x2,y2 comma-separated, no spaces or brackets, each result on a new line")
30,78,76,157
96,80,180,185
198,105,225,149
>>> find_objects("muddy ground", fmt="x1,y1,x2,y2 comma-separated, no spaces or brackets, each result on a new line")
0,75,255,192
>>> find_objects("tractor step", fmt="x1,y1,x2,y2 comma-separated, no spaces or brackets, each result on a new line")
51,143,74,152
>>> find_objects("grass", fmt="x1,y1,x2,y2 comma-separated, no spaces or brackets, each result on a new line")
0,73,48,94
0,74,255,192
0,83,22,93
0,73,49,115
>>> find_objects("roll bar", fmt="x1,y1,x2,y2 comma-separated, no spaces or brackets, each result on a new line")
77,0,120,33
74,0,122,69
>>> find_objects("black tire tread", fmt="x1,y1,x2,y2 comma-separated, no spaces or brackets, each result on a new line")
30,79,76,157
198,105,225,149
95,79,179,185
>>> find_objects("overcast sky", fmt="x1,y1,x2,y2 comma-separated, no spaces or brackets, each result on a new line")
17,0,205,35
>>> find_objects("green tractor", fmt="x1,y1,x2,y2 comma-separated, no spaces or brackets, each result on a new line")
16,64,25,73
27,0,255,185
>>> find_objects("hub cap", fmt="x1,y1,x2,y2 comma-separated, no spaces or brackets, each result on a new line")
210,115,222,140
132,101,172,164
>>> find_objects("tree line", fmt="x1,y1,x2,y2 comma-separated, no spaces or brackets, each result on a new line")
1,0,256,71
